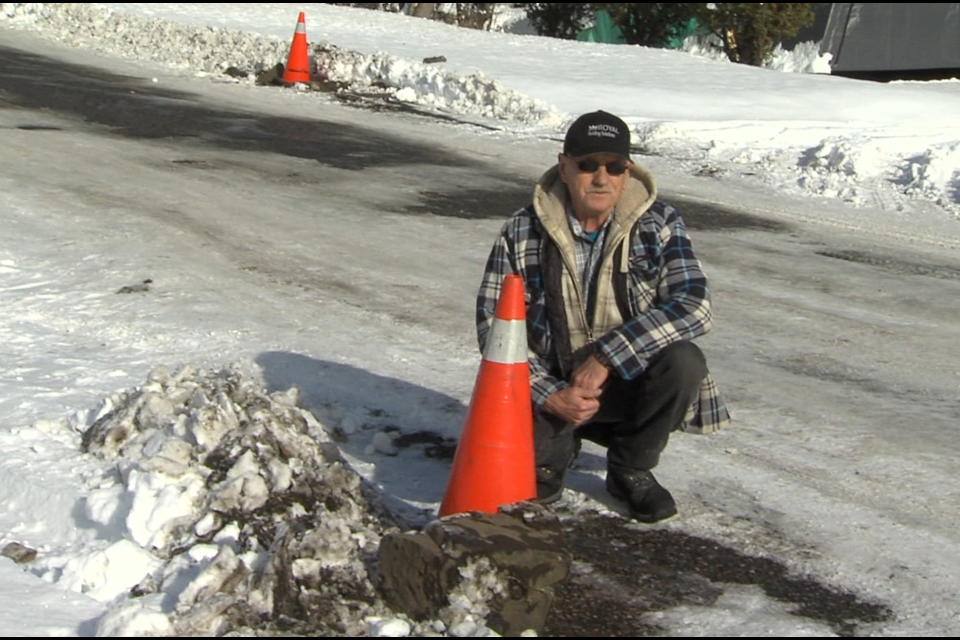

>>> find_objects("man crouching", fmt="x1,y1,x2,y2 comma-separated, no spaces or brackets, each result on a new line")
476,111,730,523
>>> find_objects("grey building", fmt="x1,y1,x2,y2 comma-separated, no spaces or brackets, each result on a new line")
820,3,960,80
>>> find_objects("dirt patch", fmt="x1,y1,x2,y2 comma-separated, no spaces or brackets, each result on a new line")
664,194,794,232
545,513,892,637
402,187,530,219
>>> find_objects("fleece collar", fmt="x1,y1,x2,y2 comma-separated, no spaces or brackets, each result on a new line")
531,163,658,249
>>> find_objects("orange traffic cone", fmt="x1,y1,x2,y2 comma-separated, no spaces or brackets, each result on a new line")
439,274,536,517
282,12,311,84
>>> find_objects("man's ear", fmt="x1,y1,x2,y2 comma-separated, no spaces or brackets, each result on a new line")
557,153,570,185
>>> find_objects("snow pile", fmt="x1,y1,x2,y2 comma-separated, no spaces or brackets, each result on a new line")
315,42,565,128
21,364,507,637
633,120,960,215
899,141,960,208
767,40,833,74
789,137,960,210
1,3,289,74
56,364,393,635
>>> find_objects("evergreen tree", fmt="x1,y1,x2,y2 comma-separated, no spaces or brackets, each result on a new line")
597,3,701,48
521,3,594,40
522,3,822,67
696,3,824,66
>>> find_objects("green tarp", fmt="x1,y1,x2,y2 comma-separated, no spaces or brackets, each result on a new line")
576,10,624,44
577,9,701,49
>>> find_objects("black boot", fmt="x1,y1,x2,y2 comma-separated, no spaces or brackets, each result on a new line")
606,466,677,523
534,433,581,505
535,465,566,505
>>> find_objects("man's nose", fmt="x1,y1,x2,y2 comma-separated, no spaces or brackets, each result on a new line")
592,167,611,183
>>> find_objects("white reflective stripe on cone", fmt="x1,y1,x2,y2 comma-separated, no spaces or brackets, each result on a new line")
483,319,527,364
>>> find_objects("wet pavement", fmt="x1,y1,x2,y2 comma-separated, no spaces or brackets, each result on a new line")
546,513,891,637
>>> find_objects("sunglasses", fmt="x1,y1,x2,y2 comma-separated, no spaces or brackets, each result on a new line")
571,157,630,176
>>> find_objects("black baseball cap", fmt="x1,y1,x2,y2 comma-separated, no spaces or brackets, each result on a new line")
563,110,631,160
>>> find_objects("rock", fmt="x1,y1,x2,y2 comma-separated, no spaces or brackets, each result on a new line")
378,503,571,636
255,63,284,86
116,279,152,294
2,542,37,564
223,66,248,79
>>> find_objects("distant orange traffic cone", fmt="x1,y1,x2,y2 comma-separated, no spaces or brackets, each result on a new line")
282,12,311,84
439,274,536,517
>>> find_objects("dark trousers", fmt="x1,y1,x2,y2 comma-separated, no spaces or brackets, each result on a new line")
534,341,707,475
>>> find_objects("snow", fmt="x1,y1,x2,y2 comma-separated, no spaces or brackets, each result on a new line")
0,2,959,637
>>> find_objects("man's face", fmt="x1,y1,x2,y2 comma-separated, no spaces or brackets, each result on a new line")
558,152,630,229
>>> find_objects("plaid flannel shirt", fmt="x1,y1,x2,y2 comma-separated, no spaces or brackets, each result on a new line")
476,164,730,434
